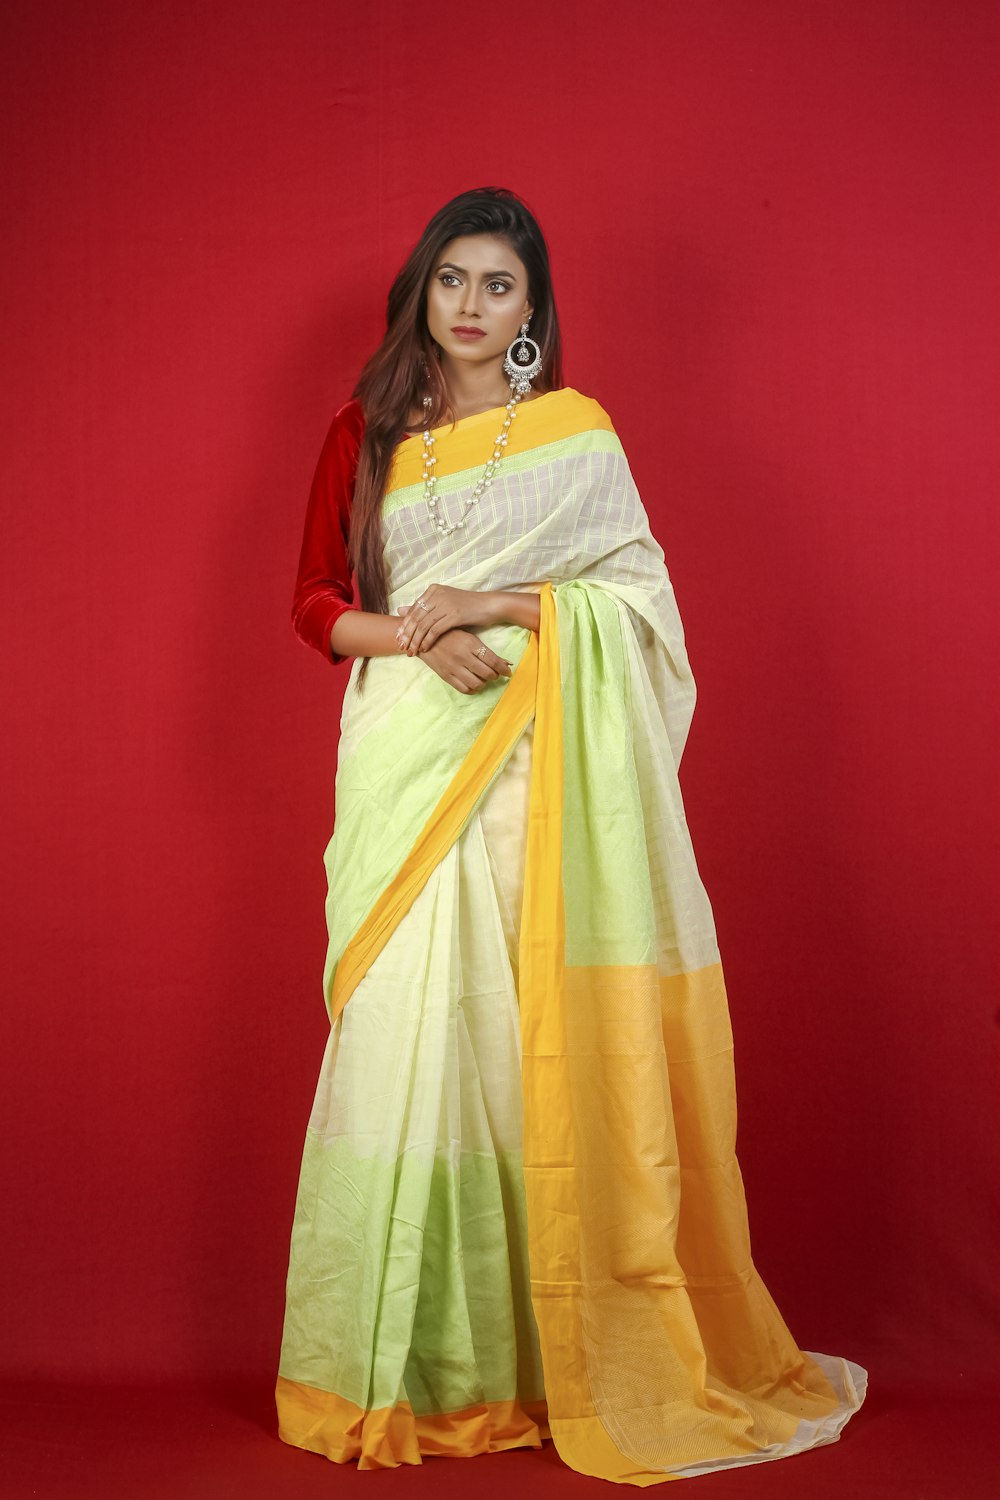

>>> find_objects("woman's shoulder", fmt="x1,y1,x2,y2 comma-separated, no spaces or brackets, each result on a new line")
314,398,366,473
544,386,617,435
328,396,366,442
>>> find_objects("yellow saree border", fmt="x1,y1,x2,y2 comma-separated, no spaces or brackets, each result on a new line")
518,580,565,1040
275,1375,550,1468
388,387,614,491
327,591,548,1024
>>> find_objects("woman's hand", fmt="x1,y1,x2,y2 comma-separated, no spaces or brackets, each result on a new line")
394,584,497,656
413,628,513,694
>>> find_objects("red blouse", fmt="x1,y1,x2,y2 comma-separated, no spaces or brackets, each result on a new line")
291,399,367,666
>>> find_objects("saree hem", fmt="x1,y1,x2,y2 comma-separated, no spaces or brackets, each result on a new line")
275,1376,550,1469
542,1350,868,1486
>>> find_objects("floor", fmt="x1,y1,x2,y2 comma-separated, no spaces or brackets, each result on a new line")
1,1368,991,1500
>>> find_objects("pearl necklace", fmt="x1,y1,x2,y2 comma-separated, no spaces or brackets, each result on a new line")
422,388,523,536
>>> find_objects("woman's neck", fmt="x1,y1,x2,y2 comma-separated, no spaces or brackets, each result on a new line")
439,355,513,419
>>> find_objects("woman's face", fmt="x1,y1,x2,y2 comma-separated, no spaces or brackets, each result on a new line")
425,233,534,372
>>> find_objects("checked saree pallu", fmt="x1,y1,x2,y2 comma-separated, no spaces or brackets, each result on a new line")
276,390,868,1483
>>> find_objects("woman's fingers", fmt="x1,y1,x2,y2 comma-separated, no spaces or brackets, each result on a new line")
395,598,430,649
408,623,432,654
396,614,422,652
414,618,445,653
466,654,495,681
400,606,440,655
403,586,441,651
405,622,510,693
401,618,434,654
414,609,458,656
485,645,512,676
463,642,514,685
476,647,511,677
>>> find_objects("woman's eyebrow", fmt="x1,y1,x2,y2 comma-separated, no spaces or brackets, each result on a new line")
435,261,518,279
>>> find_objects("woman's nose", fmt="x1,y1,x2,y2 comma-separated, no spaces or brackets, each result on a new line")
460,286,482,317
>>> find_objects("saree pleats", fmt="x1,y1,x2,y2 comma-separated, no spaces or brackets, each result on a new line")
277,390,867,1479
278,702,548,1465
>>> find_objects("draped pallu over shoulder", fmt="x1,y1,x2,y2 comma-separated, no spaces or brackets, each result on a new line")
276,387,867,1482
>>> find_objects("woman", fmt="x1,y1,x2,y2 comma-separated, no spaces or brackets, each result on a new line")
275,186,868,1484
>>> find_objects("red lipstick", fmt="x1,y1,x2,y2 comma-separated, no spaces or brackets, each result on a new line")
451,325,486,340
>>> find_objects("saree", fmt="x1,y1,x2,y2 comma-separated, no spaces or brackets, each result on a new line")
275,387,868,1482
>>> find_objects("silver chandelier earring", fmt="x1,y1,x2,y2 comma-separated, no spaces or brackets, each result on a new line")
503,320,542,394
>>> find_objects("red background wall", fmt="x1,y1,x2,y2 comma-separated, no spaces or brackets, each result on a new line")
2,0,996,1390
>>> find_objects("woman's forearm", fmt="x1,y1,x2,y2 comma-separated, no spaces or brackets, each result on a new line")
485,590,542,632
329,610,403,661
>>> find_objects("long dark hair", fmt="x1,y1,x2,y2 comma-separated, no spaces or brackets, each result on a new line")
349,186,564,692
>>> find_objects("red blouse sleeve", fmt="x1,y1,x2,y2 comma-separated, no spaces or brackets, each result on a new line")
291,399,367,666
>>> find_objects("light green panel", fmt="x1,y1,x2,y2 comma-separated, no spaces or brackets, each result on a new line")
279,1135,545,1416
555,581,659,968
326,620,531,973
384,429,625,515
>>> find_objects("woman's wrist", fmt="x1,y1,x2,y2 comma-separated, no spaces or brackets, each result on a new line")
478,590,503,627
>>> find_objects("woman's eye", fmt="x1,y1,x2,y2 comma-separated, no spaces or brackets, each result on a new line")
437,273,509,293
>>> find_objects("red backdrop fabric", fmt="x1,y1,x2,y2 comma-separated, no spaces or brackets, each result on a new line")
1,0,997,1391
